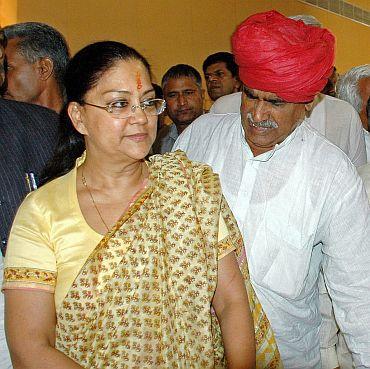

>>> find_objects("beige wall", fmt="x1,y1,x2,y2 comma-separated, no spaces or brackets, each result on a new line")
2,0,369,90
0,0,16,27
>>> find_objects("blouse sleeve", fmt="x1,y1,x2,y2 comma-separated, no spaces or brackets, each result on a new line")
2,193,57,293
217,214,236,260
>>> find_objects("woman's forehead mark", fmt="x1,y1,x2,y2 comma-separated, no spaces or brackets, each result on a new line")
136,71,142,90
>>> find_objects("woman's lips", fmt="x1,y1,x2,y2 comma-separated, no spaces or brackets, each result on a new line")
126,133,148,142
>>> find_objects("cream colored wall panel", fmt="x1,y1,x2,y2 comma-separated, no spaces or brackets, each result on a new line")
13,0,369,85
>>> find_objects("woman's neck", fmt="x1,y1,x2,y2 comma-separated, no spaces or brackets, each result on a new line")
81,151,148,191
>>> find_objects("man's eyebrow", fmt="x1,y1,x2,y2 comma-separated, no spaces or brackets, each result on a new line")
244,87,286,103
266,97,285,104
206,69,223,75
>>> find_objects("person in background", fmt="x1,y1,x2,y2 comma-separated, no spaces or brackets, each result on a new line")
3,41,261,369
174,10,370,368
152,64,204,154
321,66,338,97
290,16,341,98
0,27,59,369
336,64,370,368
338,64,370,162
2,22,70,113
203,51,241,102
152,83,165,131
358,92,370,201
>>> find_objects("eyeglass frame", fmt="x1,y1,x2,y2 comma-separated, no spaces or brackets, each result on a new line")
80,98,166,119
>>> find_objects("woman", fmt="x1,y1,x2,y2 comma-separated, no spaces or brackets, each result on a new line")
3,41,279,368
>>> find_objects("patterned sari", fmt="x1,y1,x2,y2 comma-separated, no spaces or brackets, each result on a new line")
55,151,283,368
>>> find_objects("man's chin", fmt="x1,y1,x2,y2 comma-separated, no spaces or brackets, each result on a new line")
174,114,196,127
210,91,223,101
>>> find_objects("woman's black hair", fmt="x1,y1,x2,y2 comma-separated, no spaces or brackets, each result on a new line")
40,41,151,184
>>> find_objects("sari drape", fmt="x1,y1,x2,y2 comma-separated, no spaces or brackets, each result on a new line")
55,151,282,368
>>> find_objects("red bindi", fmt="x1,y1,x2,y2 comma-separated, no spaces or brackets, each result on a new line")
136,71,142,90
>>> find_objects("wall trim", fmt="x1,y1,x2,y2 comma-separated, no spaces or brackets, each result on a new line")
299,0,370,26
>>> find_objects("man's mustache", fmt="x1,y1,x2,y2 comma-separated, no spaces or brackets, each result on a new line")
247,112,278,129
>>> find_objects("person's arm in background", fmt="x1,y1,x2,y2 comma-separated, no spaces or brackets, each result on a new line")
345,105,366,167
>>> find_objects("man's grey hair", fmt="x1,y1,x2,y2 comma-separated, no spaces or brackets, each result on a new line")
289,15,322,28
3,22,70,98
337,64,370,113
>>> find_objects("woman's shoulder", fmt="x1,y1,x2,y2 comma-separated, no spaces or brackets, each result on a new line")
21,168,75,213
150,150,213,169
149,150,221,193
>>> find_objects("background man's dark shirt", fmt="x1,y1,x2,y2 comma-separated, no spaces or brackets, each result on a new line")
0,99,59,254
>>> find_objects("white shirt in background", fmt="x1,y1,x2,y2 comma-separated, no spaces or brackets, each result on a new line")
364,130,370,162
359,163,370,200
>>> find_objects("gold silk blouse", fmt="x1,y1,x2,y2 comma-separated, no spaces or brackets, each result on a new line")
3,154,229,311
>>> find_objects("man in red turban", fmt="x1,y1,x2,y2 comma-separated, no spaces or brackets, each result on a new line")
174,10,370,369
231,10,336,156
232,10,335,103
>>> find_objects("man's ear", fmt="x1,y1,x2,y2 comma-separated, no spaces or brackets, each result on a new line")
68,102,88,135
37,57,54,81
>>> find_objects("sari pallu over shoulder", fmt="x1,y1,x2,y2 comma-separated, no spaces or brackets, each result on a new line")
56,151,227,369
55,151,283,368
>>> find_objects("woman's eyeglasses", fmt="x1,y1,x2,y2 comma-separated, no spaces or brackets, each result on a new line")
82,98,166,119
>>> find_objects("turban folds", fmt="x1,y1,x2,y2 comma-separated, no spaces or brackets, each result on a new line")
231,10,335,103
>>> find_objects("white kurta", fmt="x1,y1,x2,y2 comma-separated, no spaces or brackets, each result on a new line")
210,92,366,167
359,163,370,200
173,113,370,369
364,130,370,163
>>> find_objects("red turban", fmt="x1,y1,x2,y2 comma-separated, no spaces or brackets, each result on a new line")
231,10,335,103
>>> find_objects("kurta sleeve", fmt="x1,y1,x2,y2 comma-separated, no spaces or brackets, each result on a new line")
2,192,57,294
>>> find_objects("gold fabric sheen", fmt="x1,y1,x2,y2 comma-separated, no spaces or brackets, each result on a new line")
4,151,282,368
3,153,102,309
3,153,227,309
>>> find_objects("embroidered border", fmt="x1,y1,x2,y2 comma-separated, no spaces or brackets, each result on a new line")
3,267,57,289
217,235,236,260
